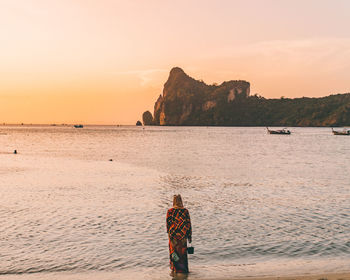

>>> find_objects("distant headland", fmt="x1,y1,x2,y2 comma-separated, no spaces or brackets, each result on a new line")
142,67,350,126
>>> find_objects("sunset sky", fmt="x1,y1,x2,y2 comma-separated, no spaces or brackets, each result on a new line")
1,0,350,124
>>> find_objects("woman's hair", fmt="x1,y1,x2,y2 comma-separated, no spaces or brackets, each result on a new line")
173,194,184,208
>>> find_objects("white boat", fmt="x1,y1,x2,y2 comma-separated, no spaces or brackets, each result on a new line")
332,128,350,135
266,127,291,135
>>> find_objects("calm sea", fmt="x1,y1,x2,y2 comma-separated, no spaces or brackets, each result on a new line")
0,125,349,280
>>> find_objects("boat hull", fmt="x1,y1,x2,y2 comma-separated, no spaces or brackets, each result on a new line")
332,131,350,135
332,128,349,135
268,131,291,135
266,127,291,135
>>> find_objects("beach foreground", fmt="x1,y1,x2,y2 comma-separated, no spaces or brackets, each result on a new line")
1,271,350,280
224,273,350,280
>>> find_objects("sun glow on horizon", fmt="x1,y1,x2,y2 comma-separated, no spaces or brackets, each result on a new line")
1,0,350,124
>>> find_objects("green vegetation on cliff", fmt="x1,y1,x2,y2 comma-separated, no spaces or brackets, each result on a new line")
200,93,350,126
143,67,350,126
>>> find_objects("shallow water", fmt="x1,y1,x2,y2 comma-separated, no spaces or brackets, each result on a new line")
0,125,349,279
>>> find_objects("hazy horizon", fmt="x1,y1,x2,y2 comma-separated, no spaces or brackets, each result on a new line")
1,0,350,124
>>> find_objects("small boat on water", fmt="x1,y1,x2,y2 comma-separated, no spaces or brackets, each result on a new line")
332,128,350,135
266,127,291,135
74,125,84,128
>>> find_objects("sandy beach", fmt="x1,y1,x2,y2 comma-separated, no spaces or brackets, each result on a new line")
223,273,350,280
1,271,349,280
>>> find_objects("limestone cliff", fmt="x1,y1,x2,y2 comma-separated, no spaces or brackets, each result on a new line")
153,67,250,125
143,67,350,126
142,111,153,125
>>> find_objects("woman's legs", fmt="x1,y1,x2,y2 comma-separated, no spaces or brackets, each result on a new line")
169,238,189,273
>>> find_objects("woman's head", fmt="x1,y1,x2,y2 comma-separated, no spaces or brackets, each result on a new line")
173,194,184,208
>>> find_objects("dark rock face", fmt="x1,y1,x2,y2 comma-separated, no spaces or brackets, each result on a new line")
142,111,153,125
136,120,142,126
148,67,350,126
153,67,250,125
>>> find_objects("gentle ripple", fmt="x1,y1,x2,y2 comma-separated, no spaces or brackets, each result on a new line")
0,125,349,279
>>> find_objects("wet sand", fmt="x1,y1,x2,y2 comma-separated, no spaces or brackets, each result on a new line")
203,272,350,280
1,271,350,280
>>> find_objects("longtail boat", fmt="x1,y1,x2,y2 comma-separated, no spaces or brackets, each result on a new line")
332,128,350,135
266,127,291,135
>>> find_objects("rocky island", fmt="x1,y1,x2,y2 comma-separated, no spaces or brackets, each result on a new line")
142,67,350,126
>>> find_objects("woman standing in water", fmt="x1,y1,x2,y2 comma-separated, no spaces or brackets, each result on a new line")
166,194,192,274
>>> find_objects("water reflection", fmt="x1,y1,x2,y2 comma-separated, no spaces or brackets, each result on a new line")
0,126,349,279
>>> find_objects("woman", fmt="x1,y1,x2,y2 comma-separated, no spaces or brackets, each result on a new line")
166,194,192,274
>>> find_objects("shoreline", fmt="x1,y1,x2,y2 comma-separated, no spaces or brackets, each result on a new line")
210,272,350,280
1,271,350,280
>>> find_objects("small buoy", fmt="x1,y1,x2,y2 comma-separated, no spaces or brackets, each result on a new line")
109,159,113,161
14,150,17,154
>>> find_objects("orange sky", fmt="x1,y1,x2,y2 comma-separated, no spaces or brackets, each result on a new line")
1,0,350,124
